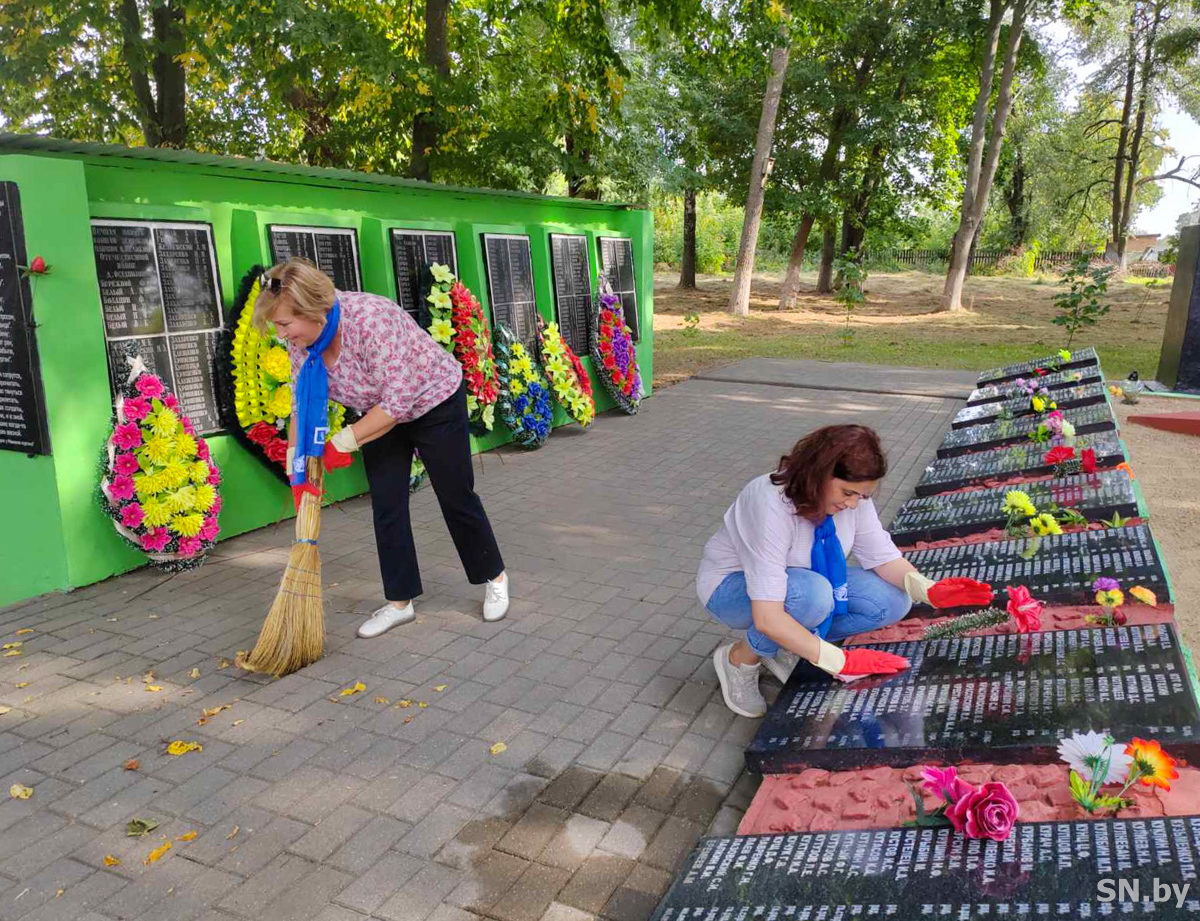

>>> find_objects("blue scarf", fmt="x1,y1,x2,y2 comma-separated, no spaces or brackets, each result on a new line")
810,515,848,639
291,299,341,485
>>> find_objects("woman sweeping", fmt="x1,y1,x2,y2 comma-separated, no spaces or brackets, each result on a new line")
697,424,991,717
255,258,509,637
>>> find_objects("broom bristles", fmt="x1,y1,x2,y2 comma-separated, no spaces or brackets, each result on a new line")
241,459,326,677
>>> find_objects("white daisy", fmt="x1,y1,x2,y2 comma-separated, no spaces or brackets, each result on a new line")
1057,731,1132,785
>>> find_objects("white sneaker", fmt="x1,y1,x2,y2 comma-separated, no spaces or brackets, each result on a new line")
358,602,415,638
483,574,509,622
713,643,766,718
762,649,800,684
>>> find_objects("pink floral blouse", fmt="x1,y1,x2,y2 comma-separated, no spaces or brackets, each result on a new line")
288,290,462,423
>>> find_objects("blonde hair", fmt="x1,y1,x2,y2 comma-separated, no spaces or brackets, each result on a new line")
252,258,336,334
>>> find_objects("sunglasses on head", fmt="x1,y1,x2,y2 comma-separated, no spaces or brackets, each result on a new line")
259,274,284,295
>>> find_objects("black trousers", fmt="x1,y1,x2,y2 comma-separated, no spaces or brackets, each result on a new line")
362,383,504,601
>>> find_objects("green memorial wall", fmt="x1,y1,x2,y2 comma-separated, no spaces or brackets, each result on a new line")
0,135,653,607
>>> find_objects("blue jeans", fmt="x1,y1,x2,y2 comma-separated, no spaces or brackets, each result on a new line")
704,567,912,656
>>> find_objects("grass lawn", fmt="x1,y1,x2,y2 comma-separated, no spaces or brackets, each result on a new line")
652,269,1172,387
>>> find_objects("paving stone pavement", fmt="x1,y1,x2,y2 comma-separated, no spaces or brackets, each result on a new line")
0,368,962,921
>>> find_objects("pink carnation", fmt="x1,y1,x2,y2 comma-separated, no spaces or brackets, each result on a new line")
207,468,221,486
178,536,202,557
122,396,150,422
120,503,145,529
181,418,195,436
114,452,140,476
946,782,1019,841
139,528,171,552
135,375,165,400
199,517,219,542
196,439,210,460
209,496,222,515
109,475,136,502
113,422,143,450
163,393,180,411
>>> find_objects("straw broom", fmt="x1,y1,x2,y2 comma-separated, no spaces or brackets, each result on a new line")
239,457,326,677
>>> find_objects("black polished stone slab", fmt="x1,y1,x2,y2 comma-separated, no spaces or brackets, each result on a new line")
937,404,1115,457
916,431,1127,496
891,470,1138,544
952,382,1107,428
902,524,1169,605
745,623,1199,773
268,225,362,291
482,233,539,351
597,236,640,342
390,228,457,323
652,817,1200,920
977,346,1099,386
968,365,1103,404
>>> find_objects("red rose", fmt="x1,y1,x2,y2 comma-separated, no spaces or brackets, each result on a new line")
29,256,48,274
1081,448,1096,473
265,438,289,463
247,422,277,446
945,782,1018,840
602,356,617,370
1033,368,1048,376
1043,446,1075,465
1005,585,1043,633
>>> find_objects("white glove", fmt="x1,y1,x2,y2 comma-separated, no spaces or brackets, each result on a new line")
904,571,936,605
813,639,847,676
330,426,360,453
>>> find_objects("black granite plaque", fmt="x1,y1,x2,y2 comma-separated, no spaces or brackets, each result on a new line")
745,623,1199,773
937,404,1115,458
968,365,1103,405
952,382,1108,428
92,222,165,337
597,236,640,342
0,182,50,455
902,524,1169,605
891,471,1139,544
550,233,592,355
154,226,221,331
268,225,361,291
653,817,1200,920
169,331,222,434
977,346,1100,386
483,233,539,349
106,337,174,395
916,432,1127,496
1157,223,1200,393
390,229,458,322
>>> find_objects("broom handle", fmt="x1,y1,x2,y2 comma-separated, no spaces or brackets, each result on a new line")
295,457,325,542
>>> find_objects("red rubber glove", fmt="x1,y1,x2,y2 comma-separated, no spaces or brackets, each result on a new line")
928,577,994,609
837,648,910,681
323,441,354,472
291,482,322,512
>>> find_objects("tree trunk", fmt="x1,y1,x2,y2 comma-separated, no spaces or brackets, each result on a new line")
118,0,187,148
1110,7,1139,257
679,187,697,288
1004,143,1029,247
778,214,816,307
409,0,451,181
816,222,837,293
728,46,790,317
940,0,1027,311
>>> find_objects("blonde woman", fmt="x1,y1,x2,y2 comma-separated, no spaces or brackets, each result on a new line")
254,258,510,635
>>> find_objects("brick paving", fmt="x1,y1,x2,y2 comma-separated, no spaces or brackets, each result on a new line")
0,366,963,921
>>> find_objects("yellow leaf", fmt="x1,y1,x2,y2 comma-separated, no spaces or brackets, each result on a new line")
9,783,33,799
1129,586,1158,606
202,704,232,718
145,686,163,692
4,650,21,657
394,700,412,709
339,681,366,697
144,841,171,865
2,641,22,649
232,719,245,726
432,685,448,692
176,831,197,842
0,707,9,715
418,702,428,709
226,825,239,840
166,740,202,756
15,682,28,688
15,629,32,635
374,697,390,704
416,80,431,95
189,668,201,678
148,614,159,620
124,759,140,771
54,889,63,899
217,658,232,670
103,855,121,867
489,742,507,755
403,716,414,724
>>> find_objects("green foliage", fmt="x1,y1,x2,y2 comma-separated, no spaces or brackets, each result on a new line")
832,253,866,347
922,607,1010,640
653,192,745,272
1052,254,1113,347
682,312,700,333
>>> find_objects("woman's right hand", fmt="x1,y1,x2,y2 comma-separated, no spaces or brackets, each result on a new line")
838,648,910,680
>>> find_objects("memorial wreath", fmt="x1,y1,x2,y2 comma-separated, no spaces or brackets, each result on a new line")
538,319,595,427
493,323,553,448
589,282,643,415
425,263,499,434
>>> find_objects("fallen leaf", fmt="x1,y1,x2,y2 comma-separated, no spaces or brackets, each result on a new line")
17,664,28,671
417,702,428,709
15,682,28,688
54,889,63,899
374,697,390,704
217,658,232,670
403,716,414,724
3,650,21,658
103,855,121,867
200,703,232,721
15,629,33,635
22,696,33,703
489,742,507,755
144,841,171,865
226,825,239,840
176,831,197,842
339,681,366,697
432,685,448,692
108,617,118,622
143,671,156,682
144,685,163,692
124,759,140,771
126,818,160,837
232,719,245,726
3,641,22,649
394,700,412,709
188,668,201,678
148,614,159,619
0,707,10,716
166,740,202,756
9,783,33,799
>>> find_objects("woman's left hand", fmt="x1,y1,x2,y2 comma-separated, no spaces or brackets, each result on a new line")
906,571,993,607
323,441,354,471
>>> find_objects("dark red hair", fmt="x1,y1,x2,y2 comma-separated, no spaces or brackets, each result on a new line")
770,424,888,517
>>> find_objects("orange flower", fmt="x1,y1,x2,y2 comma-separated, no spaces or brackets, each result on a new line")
1125,738,1178,790
1115,462,1135,480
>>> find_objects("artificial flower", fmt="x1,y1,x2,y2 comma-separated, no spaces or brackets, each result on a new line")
134,472,165,500
1092,577,1120,592
1095,588,1124,609
199,517,220,542
430,318,454,344
120,503,145,529
168,486,196,514
261,346,291,382
264,439,288,464
1115,462,1135,479
144,435,174,466
945,782,1018,841
163,393,180,412
1001,490,1036,518
140,528,171,552
1081,448,1096,473
190,461,211,484
177,536,202,557
150,406,179,438
1043,446,1075,465
122,396,151,422
160,460,190,489
192,485,215,514
1032,396,1045,413
174,432,198,458
170,513,204,537
1006,585,1043,633
135,375,165,400
114,422,143,451
1060,420,1076,439
921,766,974,803
267,386,293,419
1057,731,1132,784
1128,586,1158,606
115,453,141,477
1125,739,1178,791
427,289,452,311
426,269,498,431
195,438,210,461
1029,513,1062,537
142,498,172,528
1058,349,1072,362
109,475,136,502
246,422,276,446
430,262,455,284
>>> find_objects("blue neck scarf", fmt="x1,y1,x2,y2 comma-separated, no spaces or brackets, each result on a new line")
291,299,340,485
810,515,848,639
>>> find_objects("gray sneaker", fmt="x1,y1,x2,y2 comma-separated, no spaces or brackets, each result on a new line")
762,648,800,684
713,643,766,718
